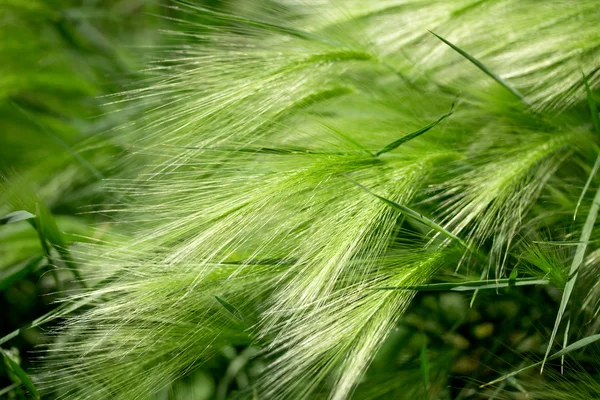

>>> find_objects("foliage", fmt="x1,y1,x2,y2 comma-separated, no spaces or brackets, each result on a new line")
1,1,600,399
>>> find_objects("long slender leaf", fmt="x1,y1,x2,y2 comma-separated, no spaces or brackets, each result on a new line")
429,31,525,101
348,178,467,247
483,333,600,387
375,103,454,156
0,210,35,225
376,278,549,292
1,349,39,399
542,183,600,371
0,382,20,397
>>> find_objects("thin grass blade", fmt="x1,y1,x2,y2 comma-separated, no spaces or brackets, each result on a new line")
1,348,39,399
483,333,600,387
0,210,35,225
574,74,600,219
429,31,525,101
11,102,103,180
215,296,247,324
0,256,44,292
349,178,467,247
543,184,600,370
375,278,549,292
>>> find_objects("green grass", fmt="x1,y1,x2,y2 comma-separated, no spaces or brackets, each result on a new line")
1,1,600,399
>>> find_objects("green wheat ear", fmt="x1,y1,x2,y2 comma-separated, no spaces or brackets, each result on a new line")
34,1,600,399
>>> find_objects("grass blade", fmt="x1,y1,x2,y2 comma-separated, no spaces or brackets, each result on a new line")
561,318,571,374
0,256,44,292
542,183,600,371
0,210,35,225
375,278,549,292
375,102,454,156
1,348,39,399
543,77,600,370
0,382,20,397
483,333,600,388
215,296,246,324
348,178,467,248
429,31,525,101
575,155,600,220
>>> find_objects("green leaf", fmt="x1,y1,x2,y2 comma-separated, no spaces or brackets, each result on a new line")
483,333,600,387
574,74,600,220
1,348,39,399
348,177,467,248
215,296,246,324
542,180,600,371
0,256,44,291
375,102,455,156
0,210,35,225
375,277,549,292
429,31,525,101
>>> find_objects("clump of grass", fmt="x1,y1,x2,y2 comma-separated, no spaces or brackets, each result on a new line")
2,0,600,399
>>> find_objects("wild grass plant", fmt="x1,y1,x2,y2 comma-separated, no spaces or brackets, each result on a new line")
1,0,600,399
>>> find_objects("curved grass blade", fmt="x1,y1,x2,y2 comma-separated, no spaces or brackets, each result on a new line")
375,278,549,292
561,318,571,374
542,183,600,372
375,102,455,156
429,31,525,101
1,348,39,399
348,177,467,248
0,210,35,225
483,333,600,388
